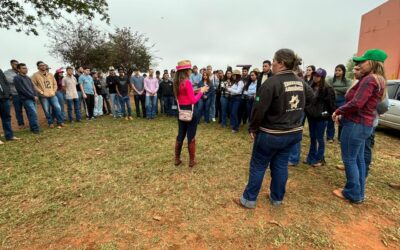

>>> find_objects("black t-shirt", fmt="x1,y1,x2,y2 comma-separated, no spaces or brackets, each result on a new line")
106,75,119,94
94,79,102,94
74,74,81,92
117,76,129,96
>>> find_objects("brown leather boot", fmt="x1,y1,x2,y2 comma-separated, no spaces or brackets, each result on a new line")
188,139,196,167
174,140,183,166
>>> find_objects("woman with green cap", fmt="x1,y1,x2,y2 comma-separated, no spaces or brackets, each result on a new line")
332,49,388,204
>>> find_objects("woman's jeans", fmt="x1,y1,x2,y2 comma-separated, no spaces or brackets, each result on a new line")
306,118,328,164
23,99,40,133
230,95,241,131
220,96,230,126
241,132,302,205
67,98,81,122
340,119,373,202
177,105,198,143
327,96,346,140
145,95,157,118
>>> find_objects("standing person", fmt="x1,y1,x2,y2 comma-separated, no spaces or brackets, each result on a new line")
256,60,273,93
92,71,104,117
144,69,159,119
326,64,352,143
243,70,258,122
0,68,20,144
156,70,163,115
227,70,244,133
173,60,209,167
237,49,314,209
197,71,215,123
304,65,316,85
116,68,132,120
190,65,202,89
130,68,146,118
170,69,176,82
106,67,122,118
219,70,233,128
159,72,174,116
332,49,387,204
4,59,25,129
31,61,64,128
208,66,219,122
13,63,40,134
62,66,81,122
79,67,97,120
216,70,224,123
304,68,336,167
54,68,66,122
99,71,111,115
74,66,87,117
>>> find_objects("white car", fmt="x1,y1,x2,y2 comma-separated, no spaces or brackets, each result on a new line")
379,80,400,130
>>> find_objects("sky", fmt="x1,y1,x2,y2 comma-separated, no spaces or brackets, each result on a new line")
0,0,387,76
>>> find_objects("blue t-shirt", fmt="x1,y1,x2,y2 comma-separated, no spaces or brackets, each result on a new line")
79,74,94,95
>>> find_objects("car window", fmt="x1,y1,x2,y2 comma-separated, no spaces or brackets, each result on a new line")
387,83,399,99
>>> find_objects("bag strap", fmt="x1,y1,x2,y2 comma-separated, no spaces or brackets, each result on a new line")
176,98,194,112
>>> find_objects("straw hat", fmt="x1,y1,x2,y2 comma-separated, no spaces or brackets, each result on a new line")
253,68,260,73
176,60,192,71
232,69,241,76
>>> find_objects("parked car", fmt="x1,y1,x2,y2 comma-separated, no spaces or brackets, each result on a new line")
379,80,400,130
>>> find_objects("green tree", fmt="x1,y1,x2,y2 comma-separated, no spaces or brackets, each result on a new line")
346,56,356,79
0,0,109,35
48,21,154,72
109,27,154,72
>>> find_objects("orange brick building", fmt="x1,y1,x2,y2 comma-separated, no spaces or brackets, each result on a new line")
357,0,400,79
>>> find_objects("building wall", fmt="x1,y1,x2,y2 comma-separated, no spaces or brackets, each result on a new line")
358,0,400,79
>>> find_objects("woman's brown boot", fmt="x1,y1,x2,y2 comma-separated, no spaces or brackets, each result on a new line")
188,139,196,167
174,140,183,166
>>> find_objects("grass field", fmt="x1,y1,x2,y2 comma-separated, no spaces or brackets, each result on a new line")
0,112,399,249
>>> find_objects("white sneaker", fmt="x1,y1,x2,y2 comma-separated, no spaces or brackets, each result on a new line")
212,118,216,122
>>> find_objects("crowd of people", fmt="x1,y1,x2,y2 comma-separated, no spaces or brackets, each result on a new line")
0,47,399,206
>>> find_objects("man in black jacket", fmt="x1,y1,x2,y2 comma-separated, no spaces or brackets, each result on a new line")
0,68,20,143
13,63,40,134
256,60,273,93
237,49,314,209
159,72,174,116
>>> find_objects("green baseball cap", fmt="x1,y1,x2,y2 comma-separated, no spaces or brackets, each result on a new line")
353,49,388,63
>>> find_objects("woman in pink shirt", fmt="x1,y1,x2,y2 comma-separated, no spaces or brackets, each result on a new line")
173,60,208,167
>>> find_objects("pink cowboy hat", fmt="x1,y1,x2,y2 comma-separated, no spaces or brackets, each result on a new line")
176,60,192,71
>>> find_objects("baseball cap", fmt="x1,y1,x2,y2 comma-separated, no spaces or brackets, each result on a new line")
353,49,388,63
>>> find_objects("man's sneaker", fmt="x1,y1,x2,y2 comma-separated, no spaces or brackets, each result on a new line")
49,124,55,128
125,117,129,121
18,125,26,130
10,136,21,141
0,140,4,145
212,118,216,122
128,116,133,120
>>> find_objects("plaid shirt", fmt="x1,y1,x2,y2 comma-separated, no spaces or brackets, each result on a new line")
335,74,384,127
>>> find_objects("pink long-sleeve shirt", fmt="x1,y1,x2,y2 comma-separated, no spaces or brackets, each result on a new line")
144,76,159,96
177,79,203,105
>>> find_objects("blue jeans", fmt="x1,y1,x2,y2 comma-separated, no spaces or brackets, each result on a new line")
145,95,157,118
306,118,327,164
340,119,373,202
23,99,40,133
109,93,121,117
12,94,25,126
230,95,241,131
56,91,66,122
67,98,81,122
241,132,303,205
364,127,376,178
288,114,305,165
162,96,174,116
78,91,88,117
0,99,14,140
119,95,132,117
245,98,254,122
39,96,63,125
327,96,346,140
220,96,230,126
209,92,216,119
199,96,212,123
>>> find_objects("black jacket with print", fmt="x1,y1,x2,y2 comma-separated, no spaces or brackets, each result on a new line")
249,70,314,134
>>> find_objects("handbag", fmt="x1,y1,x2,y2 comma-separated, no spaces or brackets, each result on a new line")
176,99,194,122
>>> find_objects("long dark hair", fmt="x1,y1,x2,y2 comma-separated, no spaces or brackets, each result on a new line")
201,71,210,86
173,69,191,97
332,64,347,83
244,71,258,91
